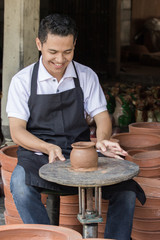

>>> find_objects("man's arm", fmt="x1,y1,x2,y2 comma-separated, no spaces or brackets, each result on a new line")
94,110,112,141
9,117,65,163
94,111,127,159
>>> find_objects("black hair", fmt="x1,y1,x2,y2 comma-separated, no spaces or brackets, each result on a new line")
38,13,78,44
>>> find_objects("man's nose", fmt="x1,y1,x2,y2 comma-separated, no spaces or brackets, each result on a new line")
55,53,64,62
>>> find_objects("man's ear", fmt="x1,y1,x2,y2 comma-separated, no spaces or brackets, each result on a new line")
36,37,42,51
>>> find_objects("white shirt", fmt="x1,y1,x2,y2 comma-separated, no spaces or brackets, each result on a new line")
6,56,107,121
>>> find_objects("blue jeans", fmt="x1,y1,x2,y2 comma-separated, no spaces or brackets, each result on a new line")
10,165,136,240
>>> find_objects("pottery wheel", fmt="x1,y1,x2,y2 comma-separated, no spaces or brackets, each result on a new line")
39,157,139,187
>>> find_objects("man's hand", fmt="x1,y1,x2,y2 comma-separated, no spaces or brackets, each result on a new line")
47,144,66,163
9,117,66,163
96,139,128,160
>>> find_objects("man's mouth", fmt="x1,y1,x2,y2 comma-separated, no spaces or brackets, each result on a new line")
53,63,64,69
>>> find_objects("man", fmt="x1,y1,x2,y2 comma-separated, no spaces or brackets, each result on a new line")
7,14,145,240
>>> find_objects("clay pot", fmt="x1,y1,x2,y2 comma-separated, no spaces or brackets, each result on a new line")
132,228,160,240
4,198,20,218
0,145,18,172
134,177,160,207
129,122,160,135
70,142,98,171
1,148,48,224
126,149,146,162
4,211,23,224
134,176,160,188
138,165,160,178
0,224,82,239
60,195,82,234
126,150,160,168
133,218,160,231
112,133,160,151
59,214,80,225
60,203,79,214
134,206,160,219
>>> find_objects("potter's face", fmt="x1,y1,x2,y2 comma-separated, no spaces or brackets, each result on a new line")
36,34,76,81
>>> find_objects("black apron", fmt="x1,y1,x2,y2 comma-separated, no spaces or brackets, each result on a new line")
17,61,146,204
17,60,90,193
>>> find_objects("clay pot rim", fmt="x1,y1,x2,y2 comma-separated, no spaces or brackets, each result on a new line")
71,141,95,149
134,218,160,223
132,150,160,160
112,132,160,138
139,165,160,170
132,228,160,234
112,133,160,149
0,224,82,238
0,145,18,159
134,177,160,188
129,122,160,130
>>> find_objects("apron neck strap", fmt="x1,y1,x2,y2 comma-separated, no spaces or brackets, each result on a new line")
72,61,80,88
30,61,39,96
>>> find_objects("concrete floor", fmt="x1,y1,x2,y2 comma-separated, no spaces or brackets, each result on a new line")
0,196,5,225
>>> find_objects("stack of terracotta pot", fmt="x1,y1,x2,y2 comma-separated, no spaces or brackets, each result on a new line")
132,177,160,240
59,195,82,234
0,145,22,224
0,145,47,224
112,122,160,240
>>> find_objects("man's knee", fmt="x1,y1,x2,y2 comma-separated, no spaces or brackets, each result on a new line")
10,165,32,202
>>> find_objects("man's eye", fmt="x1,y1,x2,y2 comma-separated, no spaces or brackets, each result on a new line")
65,51,71,54
49,51,56,54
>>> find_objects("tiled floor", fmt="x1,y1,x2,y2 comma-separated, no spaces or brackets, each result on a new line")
0,196,5,225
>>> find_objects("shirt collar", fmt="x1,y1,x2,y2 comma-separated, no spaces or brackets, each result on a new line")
38,56,77,82
38,56,53,82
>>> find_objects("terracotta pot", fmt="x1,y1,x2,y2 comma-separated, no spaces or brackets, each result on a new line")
138,165,160,178
126,149,146,162
132,228,160,240
3,184,14,202
129,122,160,135
134,206,160,219
60,224,82,234
60,195,79,204
1,168,12,186
70,141,98,171
134,177,160,208
112,133,160,151
4,211,23,224
98,232,105,238
0,224,82,239
136,195,160,208
4,198,20,218
133,218,160,231
59,195,82,234
60,203,79,214
98,223,106,233
59,213,80,225
126,150,160,168
134,176,160,188
0,145,18,172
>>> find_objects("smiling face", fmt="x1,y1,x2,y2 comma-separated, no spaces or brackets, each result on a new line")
36,34,76,81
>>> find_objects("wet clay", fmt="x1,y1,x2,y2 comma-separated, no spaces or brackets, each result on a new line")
70,141,98,171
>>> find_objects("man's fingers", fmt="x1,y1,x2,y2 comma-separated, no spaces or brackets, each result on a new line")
49,148,65,163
